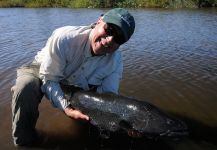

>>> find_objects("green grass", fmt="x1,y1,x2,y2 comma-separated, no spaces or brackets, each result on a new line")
0,0,216,8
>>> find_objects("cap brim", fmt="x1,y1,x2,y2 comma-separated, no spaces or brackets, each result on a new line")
102,15,128,42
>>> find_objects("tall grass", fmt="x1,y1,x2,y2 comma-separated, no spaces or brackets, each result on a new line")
0,0,216,8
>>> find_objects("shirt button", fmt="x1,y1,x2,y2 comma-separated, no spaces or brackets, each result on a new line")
73,75,76,78
81,67,84,70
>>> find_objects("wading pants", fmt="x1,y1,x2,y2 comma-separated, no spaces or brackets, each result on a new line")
11,63,43,146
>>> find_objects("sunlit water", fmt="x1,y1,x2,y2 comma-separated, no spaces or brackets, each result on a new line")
0,8,217,150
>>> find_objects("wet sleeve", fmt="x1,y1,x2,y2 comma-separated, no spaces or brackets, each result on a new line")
41,80,70,111
39,29,70,111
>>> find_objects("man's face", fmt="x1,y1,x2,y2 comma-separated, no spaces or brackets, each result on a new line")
90,18,121,56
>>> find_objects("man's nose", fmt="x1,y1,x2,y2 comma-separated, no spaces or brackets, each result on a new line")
106,36,114,44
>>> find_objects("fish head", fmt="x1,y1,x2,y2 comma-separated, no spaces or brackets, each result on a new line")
132,103,188,139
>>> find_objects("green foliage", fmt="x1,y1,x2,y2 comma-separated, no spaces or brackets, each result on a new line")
116,0,139,8
29,0,70,7
69,0,91,8
0,0,24,7
0,0,216,8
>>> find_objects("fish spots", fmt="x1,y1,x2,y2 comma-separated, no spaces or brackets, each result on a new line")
127,104,137,111
84,95,103,103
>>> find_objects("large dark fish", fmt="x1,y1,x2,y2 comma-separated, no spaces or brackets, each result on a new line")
63,87,188,139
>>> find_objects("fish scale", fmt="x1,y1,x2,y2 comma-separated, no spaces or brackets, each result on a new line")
65,90,188,139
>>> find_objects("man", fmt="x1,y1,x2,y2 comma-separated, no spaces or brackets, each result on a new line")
11,8,135,146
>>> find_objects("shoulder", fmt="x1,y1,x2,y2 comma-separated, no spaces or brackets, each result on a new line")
53,26,92,38
50,26,92,46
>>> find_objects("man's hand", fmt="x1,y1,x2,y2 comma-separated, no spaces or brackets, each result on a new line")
64,107,89,121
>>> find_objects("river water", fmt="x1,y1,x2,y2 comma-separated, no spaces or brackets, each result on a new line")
0,8,217,150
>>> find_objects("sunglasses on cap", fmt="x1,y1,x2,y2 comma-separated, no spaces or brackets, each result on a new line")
104,23,125,45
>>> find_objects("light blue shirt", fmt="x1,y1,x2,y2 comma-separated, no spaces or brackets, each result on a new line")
34,25,123,111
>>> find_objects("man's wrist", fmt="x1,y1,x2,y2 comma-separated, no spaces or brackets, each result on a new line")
59,97,71,111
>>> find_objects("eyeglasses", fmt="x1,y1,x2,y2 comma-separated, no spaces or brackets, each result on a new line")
104,23,125,45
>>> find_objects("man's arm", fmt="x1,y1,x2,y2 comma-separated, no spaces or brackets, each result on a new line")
41,80,89,120
39,28,89,121
41,80,69,110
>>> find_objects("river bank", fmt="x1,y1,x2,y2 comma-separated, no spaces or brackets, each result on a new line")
0,0,217,8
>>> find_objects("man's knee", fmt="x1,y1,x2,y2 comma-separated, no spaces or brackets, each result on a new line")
11,75,43,112
13,75,42,96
